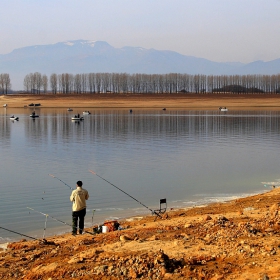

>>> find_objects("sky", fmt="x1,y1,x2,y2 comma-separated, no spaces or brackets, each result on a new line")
0,0,280,63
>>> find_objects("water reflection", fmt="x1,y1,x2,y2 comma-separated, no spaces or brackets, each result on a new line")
0,109,279,242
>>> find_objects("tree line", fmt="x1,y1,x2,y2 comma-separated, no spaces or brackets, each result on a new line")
2,72,280,94
0,73,11,94
23,72,280,94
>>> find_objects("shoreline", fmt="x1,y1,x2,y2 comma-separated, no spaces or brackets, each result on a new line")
1,186,280,279
1,93,280,110
0,187,268,246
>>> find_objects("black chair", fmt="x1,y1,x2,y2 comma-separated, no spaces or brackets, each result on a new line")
153,198,167,221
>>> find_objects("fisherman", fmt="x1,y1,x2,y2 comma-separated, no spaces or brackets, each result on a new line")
70,181,89,235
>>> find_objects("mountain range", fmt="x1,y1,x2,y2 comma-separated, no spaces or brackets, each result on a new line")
0,40,279,90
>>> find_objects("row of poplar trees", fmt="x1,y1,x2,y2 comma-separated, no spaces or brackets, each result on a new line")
20,72,280,94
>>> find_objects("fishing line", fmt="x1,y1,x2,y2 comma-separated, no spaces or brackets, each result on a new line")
43,215,48,239
89,170,161,219
0,226,38,241
48,174,73,190
92,209,95,226
27,207,94,236
27,207,71,227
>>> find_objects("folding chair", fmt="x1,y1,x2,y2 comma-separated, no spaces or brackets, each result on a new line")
153,198,167,221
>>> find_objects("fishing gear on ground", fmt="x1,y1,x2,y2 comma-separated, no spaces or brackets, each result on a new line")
92,220,121,234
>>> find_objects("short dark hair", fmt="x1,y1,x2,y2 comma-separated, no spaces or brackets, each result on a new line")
76,181,83,187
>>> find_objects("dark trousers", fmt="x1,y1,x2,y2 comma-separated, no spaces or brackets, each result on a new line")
72,208,86,234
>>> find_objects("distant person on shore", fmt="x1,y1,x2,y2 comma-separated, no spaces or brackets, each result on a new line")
70,181,89,235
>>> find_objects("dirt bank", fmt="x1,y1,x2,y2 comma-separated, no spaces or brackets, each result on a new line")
1,187,280,279
1,93,280,109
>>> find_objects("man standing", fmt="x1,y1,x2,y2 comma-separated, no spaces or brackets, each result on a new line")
70,181,89,235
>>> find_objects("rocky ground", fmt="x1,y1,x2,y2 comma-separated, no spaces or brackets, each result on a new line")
1,187,280,279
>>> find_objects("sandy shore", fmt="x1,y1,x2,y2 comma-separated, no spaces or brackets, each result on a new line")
1,187,280,279
1,93,280,109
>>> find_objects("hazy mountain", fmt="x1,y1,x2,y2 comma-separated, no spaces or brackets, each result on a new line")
0,40,279,90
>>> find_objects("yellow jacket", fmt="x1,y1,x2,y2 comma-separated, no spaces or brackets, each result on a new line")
70,187,89,211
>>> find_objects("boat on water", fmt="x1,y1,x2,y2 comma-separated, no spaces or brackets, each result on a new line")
67,108,73,111
3,104,7,107
83,111,91,115
29,103,41,107
71,115,84,121
219,107,228,112
10,116,19,121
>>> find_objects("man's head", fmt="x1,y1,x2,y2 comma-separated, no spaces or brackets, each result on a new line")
76,181,83,187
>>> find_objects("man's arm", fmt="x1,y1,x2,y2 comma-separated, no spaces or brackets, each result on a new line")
70,190,75,202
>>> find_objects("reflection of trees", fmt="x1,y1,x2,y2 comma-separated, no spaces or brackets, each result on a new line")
0,115,11,141
17,110,280,147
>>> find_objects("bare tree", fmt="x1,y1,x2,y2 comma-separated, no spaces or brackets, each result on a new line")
81,73,88,93
0,74,4,94
88,73,95,93
34,72,42,94
23,74,32,92
0,73,11,94
42,75,48,93
50,73,58,94
74,74,82,93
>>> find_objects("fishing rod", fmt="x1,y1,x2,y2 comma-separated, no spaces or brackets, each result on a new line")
89,170,161,219
27,207,94,236
27,207,71,228
48,174,73,190
0,226,38,241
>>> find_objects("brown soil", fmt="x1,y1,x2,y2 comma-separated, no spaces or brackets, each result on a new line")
1,93,280,110
1,188,280,279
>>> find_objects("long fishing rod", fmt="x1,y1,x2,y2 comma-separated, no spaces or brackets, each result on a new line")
27,207,94,236
48,174,73,190
89,170,161,218
0,226,38,241
27,207,71,228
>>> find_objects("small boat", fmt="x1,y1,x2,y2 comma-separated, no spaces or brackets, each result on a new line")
29,103,41,107
219,107,228,112
67,108,73,111
71,116,84,121
83,111,91,115
3,104,7,107
10,116,19,121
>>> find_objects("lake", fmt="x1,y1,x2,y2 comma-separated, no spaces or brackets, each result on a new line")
0,108,279,243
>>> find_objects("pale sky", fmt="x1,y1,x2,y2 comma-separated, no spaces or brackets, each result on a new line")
1,0,279,63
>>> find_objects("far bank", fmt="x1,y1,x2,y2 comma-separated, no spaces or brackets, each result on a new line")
1,93,280,109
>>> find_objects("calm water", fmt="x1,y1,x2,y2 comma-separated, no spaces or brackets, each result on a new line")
0,108,279,243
